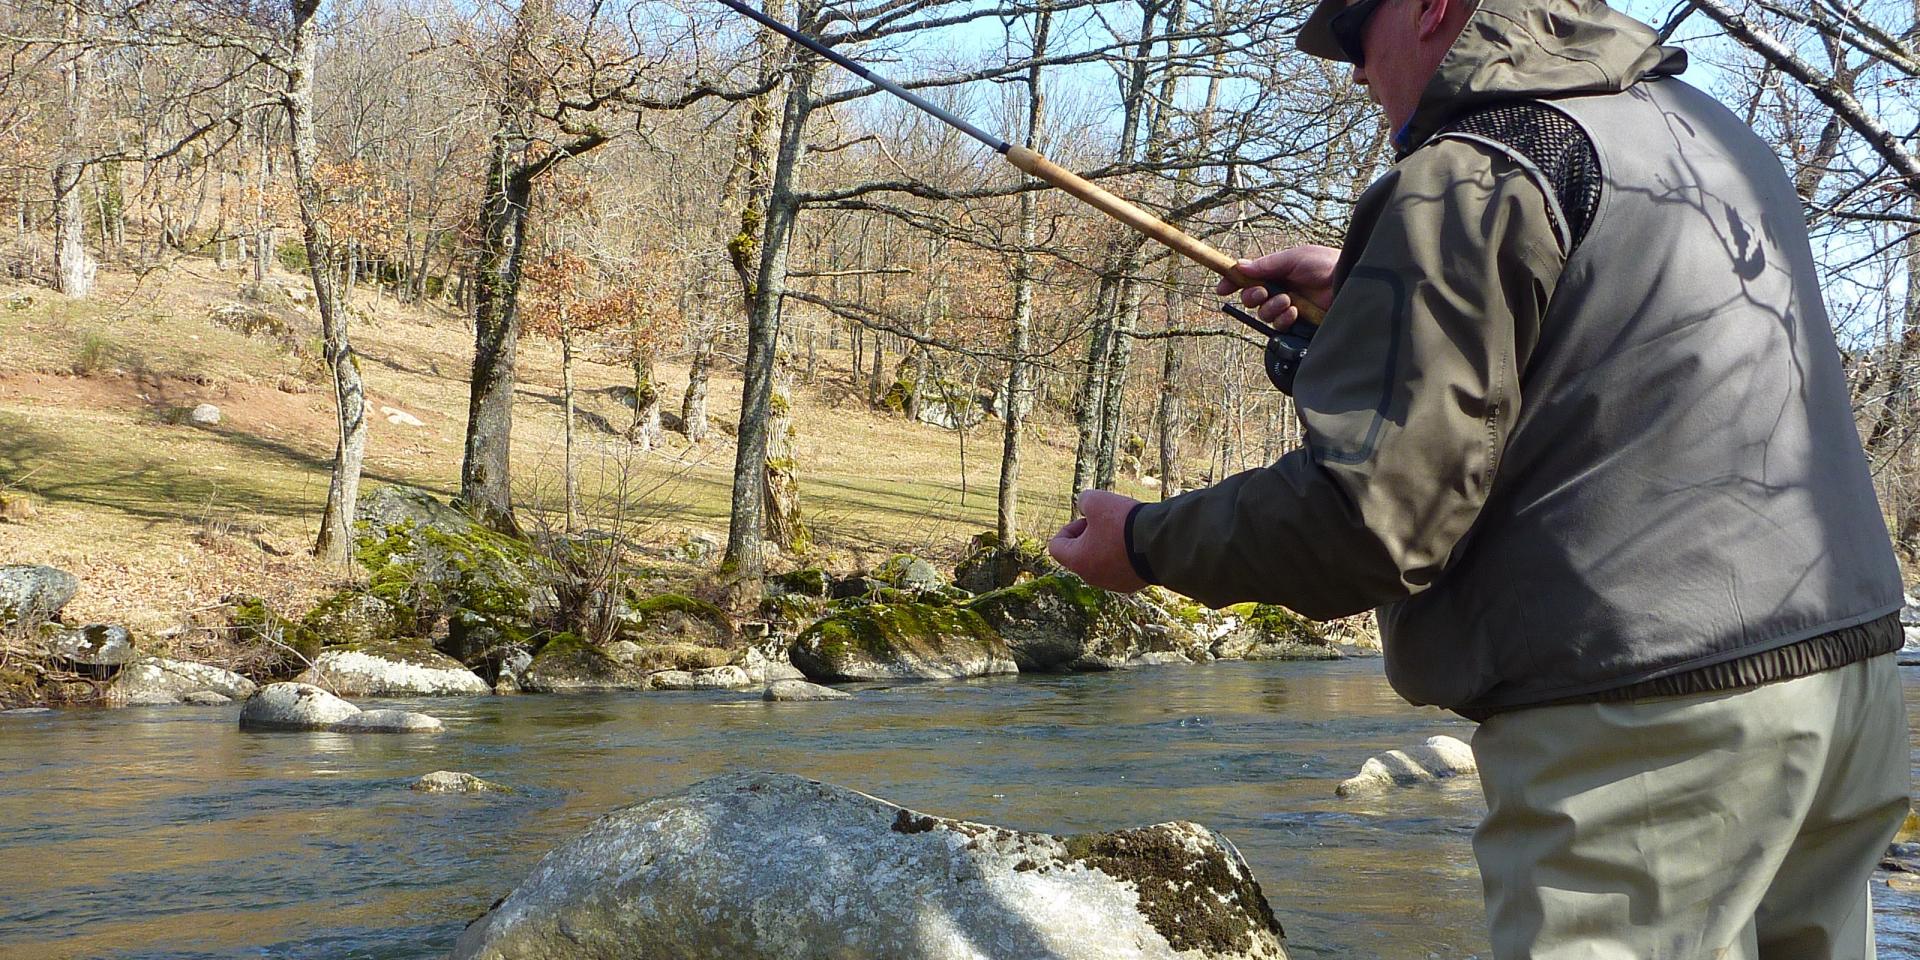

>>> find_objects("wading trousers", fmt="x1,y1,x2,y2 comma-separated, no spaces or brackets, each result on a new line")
1470,653,1911,960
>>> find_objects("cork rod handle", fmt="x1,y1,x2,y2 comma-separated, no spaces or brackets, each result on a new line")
1004,146,1326,327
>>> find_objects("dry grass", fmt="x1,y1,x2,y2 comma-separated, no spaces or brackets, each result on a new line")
0,257,1150,635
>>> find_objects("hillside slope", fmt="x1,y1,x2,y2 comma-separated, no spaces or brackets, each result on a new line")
0,261,1131,633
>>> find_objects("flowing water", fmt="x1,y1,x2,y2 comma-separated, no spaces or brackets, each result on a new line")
2,659,1916,960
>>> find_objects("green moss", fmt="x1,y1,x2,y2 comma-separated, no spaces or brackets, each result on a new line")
231,594,320,668
971,573,1104,619
800,601,999,666
1060,826,1282,954
1227,602,1323,643
771,568,830,597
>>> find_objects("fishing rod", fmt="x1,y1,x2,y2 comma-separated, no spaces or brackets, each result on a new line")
715,0,1320,394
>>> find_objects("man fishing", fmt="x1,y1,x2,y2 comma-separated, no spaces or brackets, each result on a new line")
1047,0,1913,956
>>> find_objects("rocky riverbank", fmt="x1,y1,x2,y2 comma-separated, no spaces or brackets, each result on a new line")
0,485,1371,711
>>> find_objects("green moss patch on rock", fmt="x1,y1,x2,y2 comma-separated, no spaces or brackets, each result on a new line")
622,641,734,673
792,601,1015,681
1209,603,1338,662
968,574,1205,672
1060,823,1283,956
300,590,410,648
522,632,650,693
768,568,831,599
616,593,733,647
351,485,551,667
953,535,1061,594
230,594,320,673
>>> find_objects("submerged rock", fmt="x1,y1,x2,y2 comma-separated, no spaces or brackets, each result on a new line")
0,564,79,630
112,657,257,705
791,602,1016,681
294,642,489,697
763,679,851,702
238,682,442,733
414,771,511,794
1335,735,1477,797
451,772,1286,960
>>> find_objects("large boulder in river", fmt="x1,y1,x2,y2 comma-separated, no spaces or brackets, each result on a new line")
112,656,257,705
613,593,733,647
967,574,1205,672
791,601,1016,681
238,681,442,732
0,564,79,630
451,772,1287,960
294,641,490,696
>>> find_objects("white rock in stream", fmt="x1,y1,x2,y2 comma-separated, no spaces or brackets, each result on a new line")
295,648,490,697
452,771,1288,960
237,682,442,733
1336,735,1477,797
112,656,257,705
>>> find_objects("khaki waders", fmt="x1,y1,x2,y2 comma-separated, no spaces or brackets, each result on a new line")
1471,654,1911,960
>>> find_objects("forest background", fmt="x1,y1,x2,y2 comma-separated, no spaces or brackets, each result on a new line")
0,0,1914,637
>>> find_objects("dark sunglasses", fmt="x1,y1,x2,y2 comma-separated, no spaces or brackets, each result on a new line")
1330,0,1392,66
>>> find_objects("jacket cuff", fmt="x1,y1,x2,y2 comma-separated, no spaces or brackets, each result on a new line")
1123,502,1159,585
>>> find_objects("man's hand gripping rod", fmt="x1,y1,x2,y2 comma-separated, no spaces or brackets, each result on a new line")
715,0,1320,394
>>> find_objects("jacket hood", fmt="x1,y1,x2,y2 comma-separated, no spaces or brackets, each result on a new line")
1297,0,1685,152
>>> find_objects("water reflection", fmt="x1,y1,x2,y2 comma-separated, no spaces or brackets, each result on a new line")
0,660,1912,960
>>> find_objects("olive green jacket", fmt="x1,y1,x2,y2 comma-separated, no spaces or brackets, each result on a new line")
1128,0,1903,713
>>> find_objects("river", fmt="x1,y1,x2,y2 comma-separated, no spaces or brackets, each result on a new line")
2,659,1916,959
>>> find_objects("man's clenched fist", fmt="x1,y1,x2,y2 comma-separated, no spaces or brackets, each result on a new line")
1047,488,1148,593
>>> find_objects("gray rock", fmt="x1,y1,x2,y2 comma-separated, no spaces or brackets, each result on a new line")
667,533,720,564
764,679,851,701
294,644,489,697
1126,651,1192,668
875,554,945,591
952,537,1060,594
112,657,257,705
414,770,511,794
188,403,222,425
451,772,1287,960
1336,735,1477,797
238,682,441,733
603,640,644,663
181,691,232,705
43,623,135,668
0,564,79,629
2,707,53,715
792,602,1017,681
647,669,696,690
741,639,805,684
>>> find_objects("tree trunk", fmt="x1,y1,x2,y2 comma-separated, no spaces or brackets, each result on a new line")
723,42,815,581
999,5,1049,542
763,369,807,552
52,0,93,298
290,0,369,565
562,329,579,535
461,132,535,535
629,342,662,450
681,337,712,443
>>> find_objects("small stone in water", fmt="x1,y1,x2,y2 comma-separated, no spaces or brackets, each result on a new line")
414,770,511,794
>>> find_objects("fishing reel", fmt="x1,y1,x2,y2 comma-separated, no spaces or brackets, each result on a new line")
1221,300,1316,396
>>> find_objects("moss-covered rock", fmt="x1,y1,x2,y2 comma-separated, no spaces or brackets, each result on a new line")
768,568,832,599
522,632,652,693
953,535,1061,594
1209,603,1339,662
792,602,1015,681
615,593,733,647
873,554,944,591
616,641,734,673
967,574,1205,672
299,590,409,648
352,485,551,667
229,594,320,674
